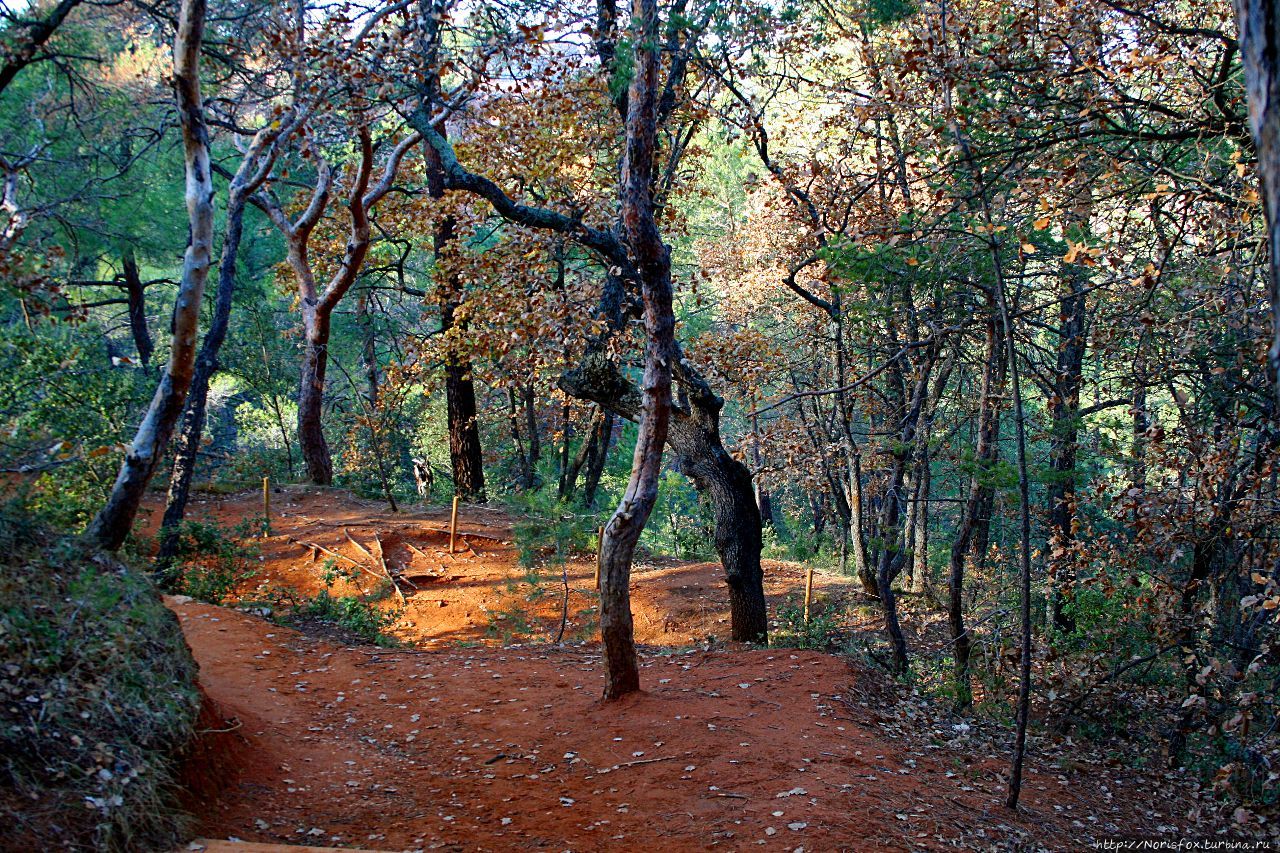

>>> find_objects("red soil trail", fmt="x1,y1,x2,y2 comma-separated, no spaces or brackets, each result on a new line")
167,487,1201,850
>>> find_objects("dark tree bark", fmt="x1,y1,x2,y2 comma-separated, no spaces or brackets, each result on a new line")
1235,0,1280,409
424,140,486,502
947,305,1003,709
873,339,941,673
120,248,153,367
1046,269,1086,633
508,382,541,490
443,354,486,500
581,408,613,508
83,0,212,551
562,352,769,643
297,305,334,484
0,0,83,96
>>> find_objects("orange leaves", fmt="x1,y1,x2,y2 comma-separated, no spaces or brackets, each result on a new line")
1061,240,1100,266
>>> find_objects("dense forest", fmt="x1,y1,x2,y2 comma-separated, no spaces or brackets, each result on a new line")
2,0,1279,847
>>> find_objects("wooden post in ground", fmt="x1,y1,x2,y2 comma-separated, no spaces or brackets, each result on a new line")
449,494,459,554
594,525,604,590
803,566,814,624
262,476,271,537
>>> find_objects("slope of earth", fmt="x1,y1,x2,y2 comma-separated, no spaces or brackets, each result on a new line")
173,598,1199,851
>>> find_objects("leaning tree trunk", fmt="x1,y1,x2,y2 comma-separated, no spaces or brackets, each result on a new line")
563,352,770,643
677,417,768,642
83,0,212,551
158,132,283,562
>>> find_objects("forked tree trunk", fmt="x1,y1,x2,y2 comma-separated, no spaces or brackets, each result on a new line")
83,0,212,551
158,120,289,562
258,128,414,487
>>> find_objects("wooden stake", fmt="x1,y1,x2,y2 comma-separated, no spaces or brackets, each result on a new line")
803,566,814,624
449,495,459,554
262,476,270,537
594,525,604,590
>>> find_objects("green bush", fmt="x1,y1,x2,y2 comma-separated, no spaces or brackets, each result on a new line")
296,590,399,646
0,503,201,850
163,518,260,605
771,591,842,650
277,559,400,647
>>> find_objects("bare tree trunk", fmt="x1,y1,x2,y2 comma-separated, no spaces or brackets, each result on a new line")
1046,273,1085,633
909,455,930,594
582,409,613,508
426,142,486,502
121,248,153,368
874,341,940,673
1235,0,1280,409
298,305,334,484
83,0,212,551
597,0,673,698
947,308,1003,709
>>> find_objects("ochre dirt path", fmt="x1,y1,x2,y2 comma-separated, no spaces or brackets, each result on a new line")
167,488,1201,851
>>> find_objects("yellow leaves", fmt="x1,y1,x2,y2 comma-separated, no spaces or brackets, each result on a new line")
1062,240,1100,265
1020,243,1037,254
1141,183,1172,201
1033,217,1051,230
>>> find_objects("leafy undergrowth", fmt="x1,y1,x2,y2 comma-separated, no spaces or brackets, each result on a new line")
0,502,201,851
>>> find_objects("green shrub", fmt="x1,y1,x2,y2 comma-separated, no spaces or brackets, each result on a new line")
163,518,260,605
771,591,842,650
0,503,201,851
296,590,399,646
276,559,400,647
